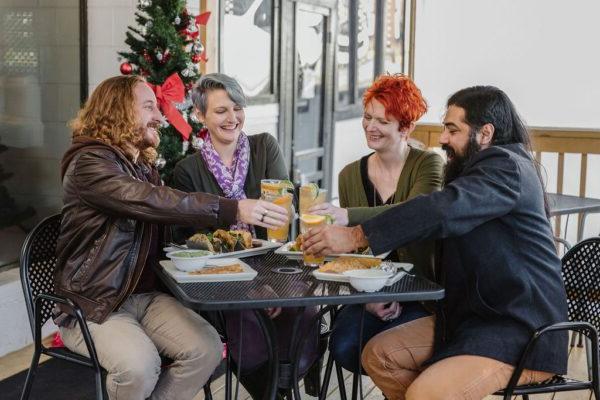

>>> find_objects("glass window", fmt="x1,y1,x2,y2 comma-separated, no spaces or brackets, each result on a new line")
222,0,273,98
0,1,81,268
356,0,376,97
384,0,406,74
336,0,350,105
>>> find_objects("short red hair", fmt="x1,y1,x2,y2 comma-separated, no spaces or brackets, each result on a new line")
363,74,427,131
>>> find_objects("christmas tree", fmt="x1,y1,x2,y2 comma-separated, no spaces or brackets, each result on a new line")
0,139,35,228
118,0,210,183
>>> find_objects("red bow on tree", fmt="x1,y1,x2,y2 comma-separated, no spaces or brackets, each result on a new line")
147,73,192,140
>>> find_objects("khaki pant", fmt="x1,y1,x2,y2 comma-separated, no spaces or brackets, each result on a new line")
361,316,554,400
60,292,223,400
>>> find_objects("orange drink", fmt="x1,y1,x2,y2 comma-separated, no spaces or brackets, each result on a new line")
261,179,293,197
300,214,327,266
299,184,327,215
265,192,293,243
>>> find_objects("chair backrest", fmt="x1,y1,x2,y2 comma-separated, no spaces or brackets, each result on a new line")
19,214,62,335
561,237,600,331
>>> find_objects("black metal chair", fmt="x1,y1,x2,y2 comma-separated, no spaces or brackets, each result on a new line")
19,214,214,400
19,214,105,400
494,236,600,399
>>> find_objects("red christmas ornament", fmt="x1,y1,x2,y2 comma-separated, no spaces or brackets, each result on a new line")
191,53,201,63
120,62,133,75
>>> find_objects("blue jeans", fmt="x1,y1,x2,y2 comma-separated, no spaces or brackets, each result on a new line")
329,302,430,373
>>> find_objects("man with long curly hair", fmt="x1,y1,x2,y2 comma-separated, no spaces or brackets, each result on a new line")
54,75,289,400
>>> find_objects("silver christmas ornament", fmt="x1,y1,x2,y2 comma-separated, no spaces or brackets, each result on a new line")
191,136,204,150
193,42,204,54
139,0,152,8
155,154,166,169
156,51,163,61
146,21,153,29
174,15,181,25
181,140,190,154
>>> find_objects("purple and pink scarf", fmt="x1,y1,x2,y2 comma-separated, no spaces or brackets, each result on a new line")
200,130,254,234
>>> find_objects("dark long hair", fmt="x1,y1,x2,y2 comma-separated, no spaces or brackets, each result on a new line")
447,86,549,217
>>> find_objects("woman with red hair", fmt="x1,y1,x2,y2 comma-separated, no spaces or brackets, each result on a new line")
309,74,443,374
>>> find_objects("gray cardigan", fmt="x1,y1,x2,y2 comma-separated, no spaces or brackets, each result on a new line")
362,143,568,374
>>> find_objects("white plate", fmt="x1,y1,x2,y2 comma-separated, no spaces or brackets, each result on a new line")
163,239,281,259
159,258,257,283
274,241,390,261
312,262,414,285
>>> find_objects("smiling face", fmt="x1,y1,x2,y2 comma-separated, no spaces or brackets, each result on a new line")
440,105,475,161
362,99,407,152
197,89,245,146
440,105,486,184
133,82,162,149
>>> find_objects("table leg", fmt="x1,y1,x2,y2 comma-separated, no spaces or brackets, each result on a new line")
355,305,366,400
253,309,280,400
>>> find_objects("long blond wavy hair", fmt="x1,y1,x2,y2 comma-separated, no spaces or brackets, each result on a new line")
70,75,158,165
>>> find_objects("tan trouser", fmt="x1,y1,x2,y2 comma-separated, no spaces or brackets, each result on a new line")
361,316,554,400
60,292,223,400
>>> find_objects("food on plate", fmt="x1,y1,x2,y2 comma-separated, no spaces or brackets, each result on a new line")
186,233,214,252
229,230,253,249
318,257,381,273
168,250,212,258
289,234,304,252
189,264,244,275
185,229,256,254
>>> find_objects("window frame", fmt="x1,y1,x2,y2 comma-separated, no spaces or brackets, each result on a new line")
218,0,280,105
334,0,407,121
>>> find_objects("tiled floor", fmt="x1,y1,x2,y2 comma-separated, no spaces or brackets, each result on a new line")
0,335,595,400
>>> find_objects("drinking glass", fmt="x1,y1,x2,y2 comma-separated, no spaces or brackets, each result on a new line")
260,179,294,243
299,184,327,215
300,214,326,266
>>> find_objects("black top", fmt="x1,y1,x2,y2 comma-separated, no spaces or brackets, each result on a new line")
359,154,395,207
360,154,399,262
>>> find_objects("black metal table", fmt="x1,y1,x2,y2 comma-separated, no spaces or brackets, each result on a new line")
548,193,600,241
156,251,444,400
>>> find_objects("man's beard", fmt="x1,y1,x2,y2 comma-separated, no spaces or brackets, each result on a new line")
442,128,481,185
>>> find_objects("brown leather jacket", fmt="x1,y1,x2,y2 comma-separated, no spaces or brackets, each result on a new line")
55,137,237,324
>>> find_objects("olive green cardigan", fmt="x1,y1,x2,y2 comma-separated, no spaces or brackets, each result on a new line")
339,147,443,279
171,132,288,240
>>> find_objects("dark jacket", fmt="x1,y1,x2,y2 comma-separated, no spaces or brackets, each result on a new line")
362,144,569,374
55,137,238,324
171,132,288,240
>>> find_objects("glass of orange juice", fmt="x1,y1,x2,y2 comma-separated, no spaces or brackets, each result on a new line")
265,192,293,242
261,179,294,243
299,184,327,215
300,214,327,266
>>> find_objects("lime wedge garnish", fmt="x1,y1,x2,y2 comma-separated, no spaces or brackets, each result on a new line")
280,179,295,193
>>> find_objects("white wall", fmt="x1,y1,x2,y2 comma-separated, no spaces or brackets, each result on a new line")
409,0,600,244
414,0,600,129
331,117,372,200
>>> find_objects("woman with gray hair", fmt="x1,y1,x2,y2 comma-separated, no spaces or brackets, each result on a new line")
172,73,319,400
